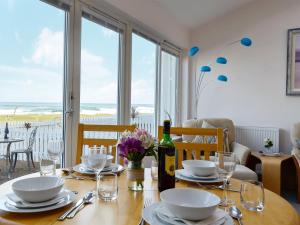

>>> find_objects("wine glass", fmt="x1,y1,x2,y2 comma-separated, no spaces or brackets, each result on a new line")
47,139,64,174
87,146,107,199
214,152,236,206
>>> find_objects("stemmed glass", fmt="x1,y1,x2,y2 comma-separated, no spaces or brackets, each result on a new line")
214,152,236,206
47,139,64,175
87,147,107,199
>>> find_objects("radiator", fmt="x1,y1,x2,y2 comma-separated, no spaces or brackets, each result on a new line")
235,126,280,153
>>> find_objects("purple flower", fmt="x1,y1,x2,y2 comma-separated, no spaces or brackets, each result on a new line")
118,137,145,160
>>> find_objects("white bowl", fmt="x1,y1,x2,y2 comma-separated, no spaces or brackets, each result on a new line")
160,188,220,220
12,176,64,203
81,154,114,168
182,160,216,176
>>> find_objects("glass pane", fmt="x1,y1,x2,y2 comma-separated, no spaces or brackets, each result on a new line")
80,17,119,125
160,51,178,124
80,16,120,142
0,0,66,177
131,33,156,135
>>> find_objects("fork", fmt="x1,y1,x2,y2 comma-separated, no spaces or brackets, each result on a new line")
138,198,152,225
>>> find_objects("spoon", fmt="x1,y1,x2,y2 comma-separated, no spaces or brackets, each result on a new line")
229,206,243,225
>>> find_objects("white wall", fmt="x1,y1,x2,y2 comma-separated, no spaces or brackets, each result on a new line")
189,0,300,153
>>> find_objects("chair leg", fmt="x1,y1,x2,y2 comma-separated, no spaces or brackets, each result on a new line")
13,154,18,172
30,152,35,168
26,153,31,172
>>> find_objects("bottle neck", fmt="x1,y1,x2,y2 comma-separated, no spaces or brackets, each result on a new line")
163,133,171,141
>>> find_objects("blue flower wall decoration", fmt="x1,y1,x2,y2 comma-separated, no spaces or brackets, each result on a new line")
190,37,252,116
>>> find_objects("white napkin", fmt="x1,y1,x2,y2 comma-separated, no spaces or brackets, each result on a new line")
155,205,226,225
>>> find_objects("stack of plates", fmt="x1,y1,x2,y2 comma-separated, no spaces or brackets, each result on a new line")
142,203,234,225
175,169,223,184
0,189,75,213
73,163,124,175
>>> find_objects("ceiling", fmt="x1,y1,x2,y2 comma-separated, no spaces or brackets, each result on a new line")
152,0,256,29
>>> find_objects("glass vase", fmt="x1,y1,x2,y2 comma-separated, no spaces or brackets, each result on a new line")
127,160,144,191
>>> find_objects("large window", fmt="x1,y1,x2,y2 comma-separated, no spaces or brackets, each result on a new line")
0,0,68,167
131,33,157,134
160,50,179,124
80,14,121,126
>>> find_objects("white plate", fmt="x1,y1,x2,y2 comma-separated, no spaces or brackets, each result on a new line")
73,164,124,175
262,152,281,157
0,190,75,213
6,189,70,209
176,170,223,184
142,202,234,225
180,169,218,180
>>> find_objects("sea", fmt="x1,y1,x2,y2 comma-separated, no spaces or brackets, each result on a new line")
0,102,154,115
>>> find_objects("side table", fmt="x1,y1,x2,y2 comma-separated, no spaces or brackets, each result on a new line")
247,151,296,196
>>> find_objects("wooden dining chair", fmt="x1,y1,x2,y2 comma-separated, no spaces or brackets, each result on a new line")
158,126,224,169
76,124,136,164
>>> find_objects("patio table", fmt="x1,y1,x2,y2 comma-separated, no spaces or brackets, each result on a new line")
0,169,298,225
0,138,24,178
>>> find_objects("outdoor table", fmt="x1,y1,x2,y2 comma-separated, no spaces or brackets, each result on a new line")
0,138,24,178
0,169,298,225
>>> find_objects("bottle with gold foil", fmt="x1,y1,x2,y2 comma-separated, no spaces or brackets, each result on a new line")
158,120,175,192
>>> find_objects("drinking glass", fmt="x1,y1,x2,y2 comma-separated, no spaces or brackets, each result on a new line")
240,180,265,211
39,154,56,176
47,139,64,174
87,146,107,199
98,173,118,201
151,160,158,180
214,152,237,206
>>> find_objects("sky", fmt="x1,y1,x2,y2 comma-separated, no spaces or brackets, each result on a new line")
0,0,156,105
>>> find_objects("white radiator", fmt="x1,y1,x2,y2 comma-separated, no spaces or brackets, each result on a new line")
235,126,280,152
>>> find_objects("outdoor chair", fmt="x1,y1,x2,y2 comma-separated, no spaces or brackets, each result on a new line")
10,127,38,172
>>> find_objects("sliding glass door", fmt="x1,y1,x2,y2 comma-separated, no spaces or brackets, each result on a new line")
0,0,70,171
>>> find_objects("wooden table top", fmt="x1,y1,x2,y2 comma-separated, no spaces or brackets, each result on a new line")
251,151,292,162
0,169,299,225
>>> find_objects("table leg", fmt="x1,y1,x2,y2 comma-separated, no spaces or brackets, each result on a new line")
6,142,12,179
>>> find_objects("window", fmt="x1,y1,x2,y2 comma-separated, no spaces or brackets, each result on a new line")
0,0,68,166
80,13,122,127
131,33,157,134
160,50,179,125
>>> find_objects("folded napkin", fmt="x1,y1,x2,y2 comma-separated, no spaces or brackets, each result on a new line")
155,205,226,225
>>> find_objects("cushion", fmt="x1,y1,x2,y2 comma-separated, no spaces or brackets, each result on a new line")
183,118,235,145
232,165,258,181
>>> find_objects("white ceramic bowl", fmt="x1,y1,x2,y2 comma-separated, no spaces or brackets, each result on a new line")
182,160,216,176
12,176,64,202
160,188,220,220
81,154,114,168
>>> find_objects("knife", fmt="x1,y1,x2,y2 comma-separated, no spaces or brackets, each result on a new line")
67,192,94,218
57,198,83,221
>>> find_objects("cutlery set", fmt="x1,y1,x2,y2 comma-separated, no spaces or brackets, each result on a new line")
58,191,94,221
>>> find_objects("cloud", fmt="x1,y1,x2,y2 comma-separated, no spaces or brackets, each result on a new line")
131,79,154,104
23,27,64,67
81,49,111,79
81,81,117,103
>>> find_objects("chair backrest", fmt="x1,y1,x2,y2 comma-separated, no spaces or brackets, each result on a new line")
76,124,136,164
158,126,224,169
27,127,38,151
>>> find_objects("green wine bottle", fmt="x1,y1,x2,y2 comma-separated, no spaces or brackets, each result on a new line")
158,120,175,192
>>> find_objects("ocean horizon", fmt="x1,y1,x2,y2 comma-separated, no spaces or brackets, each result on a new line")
0,102,154,115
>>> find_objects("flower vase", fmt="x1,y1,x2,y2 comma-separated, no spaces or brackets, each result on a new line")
127,160,144,191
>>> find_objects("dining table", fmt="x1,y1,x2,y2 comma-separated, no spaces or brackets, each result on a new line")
0,168,298,225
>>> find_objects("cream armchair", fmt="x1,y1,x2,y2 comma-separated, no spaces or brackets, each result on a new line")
183,118,258,181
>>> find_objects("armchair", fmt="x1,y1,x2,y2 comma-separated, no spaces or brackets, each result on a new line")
182,118,257,181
